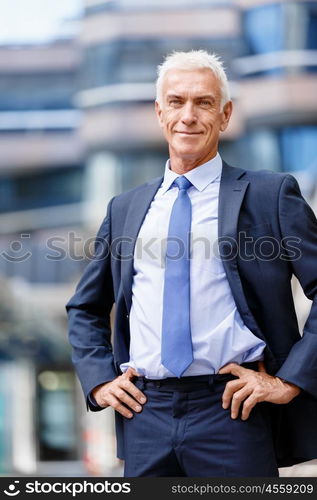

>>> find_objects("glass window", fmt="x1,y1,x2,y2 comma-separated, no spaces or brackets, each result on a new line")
118,149,166,191
0,166,84,213
81,38,234,90
307,4,317,50
280,126,317,174
221,127,317,176
243,2,317,76
1,232,87,284
244,3,284,56
0,72,76,112
220,129,281,172
37,370,77,461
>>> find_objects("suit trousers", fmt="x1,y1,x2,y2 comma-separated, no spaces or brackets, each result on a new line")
123,373,279,477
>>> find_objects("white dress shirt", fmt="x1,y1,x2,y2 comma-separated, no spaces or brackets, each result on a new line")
120,153,265,378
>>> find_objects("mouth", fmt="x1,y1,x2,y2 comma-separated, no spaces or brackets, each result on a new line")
176,131,202,136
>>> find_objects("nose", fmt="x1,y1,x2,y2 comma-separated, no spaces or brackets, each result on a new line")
180,102,197,126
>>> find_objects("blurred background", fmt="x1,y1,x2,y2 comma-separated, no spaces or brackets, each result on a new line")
0,0,316,477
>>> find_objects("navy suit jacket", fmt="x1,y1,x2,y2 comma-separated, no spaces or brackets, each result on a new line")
66,162,317,466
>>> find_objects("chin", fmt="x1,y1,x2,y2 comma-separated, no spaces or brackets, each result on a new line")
173,141,201,155
179,146,202,156
174,148,196,157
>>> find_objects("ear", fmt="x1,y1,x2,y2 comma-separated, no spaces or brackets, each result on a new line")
155,100,164,128
219,100,233,132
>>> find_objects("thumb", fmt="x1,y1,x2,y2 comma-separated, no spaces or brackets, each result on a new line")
125,367,141,378
218,362,242,376
258,361,267,373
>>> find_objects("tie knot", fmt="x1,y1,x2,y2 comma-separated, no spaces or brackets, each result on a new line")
174,176,192,191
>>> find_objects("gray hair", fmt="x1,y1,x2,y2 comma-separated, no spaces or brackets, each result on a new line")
156,50,230,109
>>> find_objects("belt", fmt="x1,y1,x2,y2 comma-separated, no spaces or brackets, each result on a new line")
134,361,258,391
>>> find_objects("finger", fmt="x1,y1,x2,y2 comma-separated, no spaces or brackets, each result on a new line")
230,387,252,419
93,394,109,409
222,379,246,409
124,367,141,378
112,387,143,413
218,363,245,377
120,378,147,404
241,394,259,420
258,361,266,373
92,381,111,402
105,393,134,419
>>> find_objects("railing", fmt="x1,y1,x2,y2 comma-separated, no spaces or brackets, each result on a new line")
233,50,317,76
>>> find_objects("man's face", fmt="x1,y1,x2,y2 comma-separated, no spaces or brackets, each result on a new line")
155,68,232,164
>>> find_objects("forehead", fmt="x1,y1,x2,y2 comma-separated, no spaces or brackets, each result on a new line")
162,68,221,97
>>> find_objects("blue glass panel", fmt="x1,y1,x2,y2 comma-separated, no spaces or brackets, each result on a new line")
244,3,284,55
280,126,317,174
307,7,317,50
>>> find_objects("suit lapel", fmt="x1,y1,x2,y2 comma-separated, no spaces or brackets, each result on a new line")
218,161,249,242
218,162,268,344
121,177,163,311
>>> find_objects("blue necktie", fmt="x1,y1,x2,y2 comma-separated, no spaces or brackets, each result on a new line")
161,176,193,377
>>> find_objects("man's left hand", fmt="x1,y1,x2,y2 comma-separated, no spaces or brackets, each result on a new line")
218,361,301,420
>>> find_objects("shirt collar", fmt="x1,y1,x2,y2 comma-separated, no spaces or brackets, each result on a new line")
161,152,222,194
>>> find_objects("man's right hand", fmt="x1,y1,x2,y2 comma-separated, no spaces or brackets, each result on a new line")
91,367,147,418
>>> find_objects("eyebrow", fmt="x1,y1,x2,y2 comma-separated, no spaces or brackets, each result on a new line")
166,94,183,100
196,95,216,101
166,94,216,101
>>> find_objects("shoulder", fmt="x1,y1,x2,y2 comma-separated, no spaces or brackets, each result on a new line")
245,169,294,184
225,162,297,192
246,170,301,201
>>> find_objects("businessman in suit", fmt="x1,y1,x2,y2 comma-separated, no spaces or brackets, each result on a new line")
66,50,317,476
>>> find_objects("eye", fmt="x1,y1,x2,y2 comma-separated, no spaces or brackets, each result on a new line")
169,99,182,106
199,100,212,106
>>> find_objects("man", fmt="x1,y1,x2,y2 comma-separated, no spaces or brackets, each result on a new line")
66,50,317,477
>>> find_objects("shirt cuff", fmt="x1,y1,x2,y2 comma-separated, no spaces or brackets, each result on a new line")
88,392,100,407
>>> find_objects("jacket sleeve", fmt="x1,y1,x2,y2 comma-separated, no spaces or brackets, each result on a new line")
275,175,317,398
66,197,117,409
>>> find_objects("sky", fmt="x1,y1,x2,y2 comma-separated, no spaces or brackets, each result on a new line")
0,0,83,45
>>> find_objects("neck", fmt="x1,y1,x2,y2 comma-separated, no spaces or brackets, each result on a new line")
169,149,218,174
